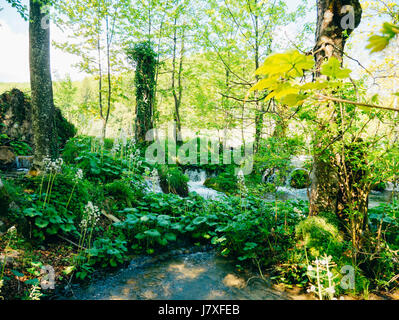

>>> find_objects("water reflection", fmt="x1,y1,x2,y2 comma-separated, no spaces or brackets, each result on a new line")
61,251,290,300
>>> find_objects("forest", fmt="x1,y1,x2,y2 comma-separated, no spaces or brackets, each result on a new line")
0,0,398,301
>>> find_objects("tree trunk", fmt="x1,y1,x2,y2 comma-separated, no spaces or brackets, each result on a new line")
309,0,362,215
29,0,58,168
171,18,183,143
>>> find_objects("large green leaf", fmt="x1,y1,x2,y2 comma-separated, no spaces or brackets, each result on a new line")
320,57,351,79
144,229,161,238
35,217,49,228
255,50,314,78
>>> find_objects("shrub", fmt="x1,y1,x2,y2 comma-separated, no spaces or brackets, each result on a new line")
204,170,237,194
158,165,189,197
371,182,386,192
105,180,136,207
289,169,311,189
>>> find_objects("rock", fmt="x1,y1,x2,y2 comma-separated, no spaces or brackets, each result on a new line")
0,88,76,151
0,250,20,267
0,89,33,143
0,146,16,169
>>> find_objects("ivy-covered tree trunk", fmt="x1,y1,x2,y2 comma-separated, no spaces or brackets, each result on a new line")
29,0,58,167
127,42,157,144
309,0,362,215
336,139,370,250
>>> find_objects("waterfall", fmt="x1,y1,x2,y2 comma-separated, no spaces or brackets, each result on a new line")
185,169,224,200
143,168,223,200
15,156,33,172
185,169,207,183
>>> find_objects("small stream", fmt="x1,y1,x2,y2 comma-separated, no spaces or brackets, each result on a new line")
59,250,290,300
10,155,396,300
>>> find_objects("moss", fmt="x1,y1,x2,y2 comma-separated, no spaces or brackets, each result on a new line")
295,215,344,259
158,165,189,197
203,171,237,194
0,89,76,152
55,108,77,147
105,180,135,207
0,179,10,217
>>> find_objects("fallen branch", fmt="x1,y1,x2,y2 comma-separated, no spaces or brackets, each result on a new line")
101,210,121,223
57,235,86,250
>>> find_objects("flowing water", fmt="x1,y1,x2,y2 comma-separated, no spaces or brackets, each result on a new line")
185,169,225,200
59,250,290,300
58,158,394,300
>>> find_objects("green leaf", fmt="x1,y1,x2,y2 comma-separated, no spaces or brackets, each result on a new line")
12,270,24,277
144,229,161,238
24,278,40,285
63,266,75,275
35,217,49,228
320,57,351,79
164,233,177,241
24,208,41,217
366,35,390,53
255,50,314,78
280,93,307,107
192,216,207,225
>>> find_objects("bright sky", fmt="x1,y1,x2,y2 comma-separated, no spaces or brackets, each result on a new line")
0,0,86,82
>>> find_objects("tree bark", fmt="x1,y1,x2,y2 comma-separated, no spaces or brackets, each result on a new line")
309,0,362,215
29,0,58,168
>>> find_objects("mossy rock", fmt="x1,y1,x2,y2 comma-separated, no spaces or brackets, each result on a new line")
0,88,76,150
295,215,344,259
158,165,189,197
371,182,386,192
55,108,77,147
105,180,136,207
289,169,311,189
203,171,237,194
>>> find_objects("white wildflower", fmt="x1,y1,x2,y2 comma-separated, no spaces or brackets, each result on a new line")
307,285,316,293
325,287,336,295
293,207,302,214
80,201,101,229
7,226,17,235
43,156,63,173
74,169,83,182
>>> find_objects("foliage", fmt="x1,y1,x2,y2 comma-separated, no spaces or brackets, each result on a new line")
290,169,311,189
204,170,237,195
295,215,344,260
55,108,77,147
158,165,189,197
86,237,128,268
367,22,399,53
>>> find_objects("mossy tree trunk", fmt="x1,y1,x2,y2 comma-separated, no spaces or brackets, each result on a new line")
29,0,58,168
310,0,370,251
310,0,362,215
127,42,157,144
